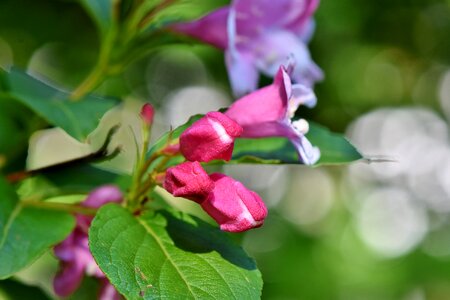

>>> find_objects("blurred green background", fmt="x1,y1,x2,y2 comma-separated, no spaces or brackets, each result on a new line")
1,0,450,299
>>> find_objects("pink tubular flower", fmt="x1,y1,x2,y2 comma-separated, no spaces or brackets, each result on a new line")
173,0,323,96
225,66,320,165
179,112,243,162
163,161,214,203
53,185,123,299
201,173,268,232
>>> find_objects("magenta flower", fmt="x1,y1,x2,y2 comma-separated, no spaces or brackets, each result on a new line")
201,173,267,232
225,66,320,165
179,112,243,162
53,185,123,299
140,103,155,126
163,161,215,203
173,0,323,96
163,162,267,232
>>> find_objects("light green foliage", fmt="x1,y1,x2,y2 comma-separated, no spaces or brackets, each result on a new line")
89,204,263,300
0,177,75,279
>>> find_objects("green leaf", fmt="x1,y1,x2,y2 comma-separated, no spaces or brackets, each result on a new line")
79,0,115,37
306,122,363,165
232,122,363,165
3,68,118,141
90,204,263,300
149,115,363,166
0,176,75,279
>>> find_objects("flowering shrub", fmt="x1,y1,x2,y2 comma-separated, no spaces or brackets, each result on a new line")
0,0,363,299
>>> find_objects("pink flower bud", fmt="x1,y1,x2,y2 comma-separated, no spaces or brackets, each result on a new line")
140,103,155,125
82,185,123,208
163,161,214,203
180,112,243,162
201,173,268,232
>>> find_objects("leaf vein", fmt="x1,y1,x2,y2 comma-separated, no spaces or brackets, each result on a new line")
137,218,196,298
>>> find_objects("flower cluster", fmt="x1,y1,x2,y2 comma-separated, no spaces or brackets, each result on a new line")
226,65,320,165
164,160,267,232
164,111,268,232
53,185,123,300
163,65,319,232
173,0,323,96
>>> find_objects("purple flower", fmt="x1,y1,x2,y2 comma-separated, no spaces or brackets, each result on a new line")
173,0,323,96
53,186,123,299
53,226,103,297
225,66,320,165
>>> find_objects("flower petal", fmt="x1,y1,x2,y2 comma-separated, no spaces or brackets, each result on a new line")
252,30,322,88
201,173,267,232
232,0,311,37
289,84,317,111
99,279,122,300
225,67,288,125
283,0,320,35
179,112,243,162
82,185,123,208
172,7,230,49
290,135,320,165
53,260,85,297
225,50,259,97
164,161,215,203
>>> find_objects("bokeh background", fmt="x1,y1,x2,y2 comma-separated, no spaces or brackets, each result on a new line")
1,0,450,299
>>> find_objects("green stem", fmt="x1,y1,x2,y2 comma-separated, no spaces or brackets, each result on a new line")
70,62,107,101
23,201,97,216
138,0,178,29
127,122,153,208
70,31,116,101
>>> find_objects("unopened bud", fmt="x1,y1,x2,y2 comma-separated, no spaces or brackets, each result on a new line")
201,173,267,232
140,103,155,125
180,112,243,162
163,161,214,203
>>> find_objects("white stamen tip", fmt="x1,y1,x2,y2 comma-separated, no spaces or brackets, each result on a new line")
293,119,309,134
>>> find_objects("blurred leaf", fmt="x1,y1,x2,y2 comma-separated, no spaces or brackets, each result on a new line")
90,204,263,300
0,111,24,157
0,176,75,279
0,279,50,300
68,276,101,300
3,68,119,141
79,0,116,37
